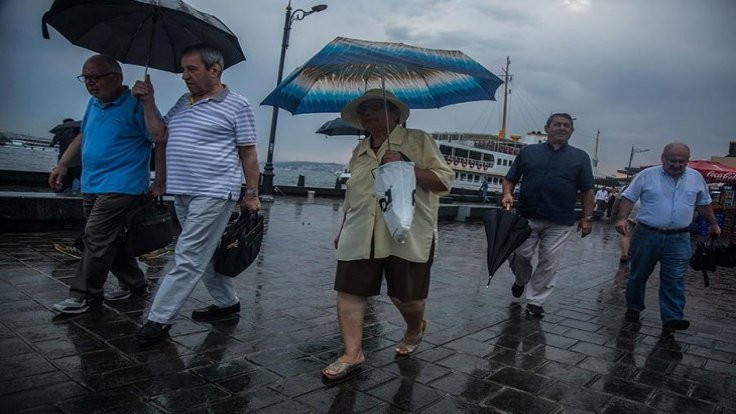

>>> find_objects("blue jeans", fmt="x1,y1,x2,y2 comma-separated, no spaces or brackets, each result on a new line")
626,225,691,323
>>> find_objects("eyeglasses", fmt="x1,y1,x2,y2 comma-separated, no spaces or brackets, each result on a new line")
665,158,689,164
356,102,391,115
77,73,115,83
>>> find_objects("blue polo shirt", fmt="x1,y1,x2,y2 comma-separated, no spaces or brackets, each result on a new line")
621,166,711,229
80,87,152,194
506,142,594,225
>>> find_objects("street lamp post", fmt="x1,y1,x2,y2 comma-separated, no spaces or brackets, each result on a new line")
261,1,327,197
627,146,650,179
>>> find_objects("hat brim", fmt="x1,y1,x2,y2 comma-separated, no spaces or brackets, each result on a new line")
341,92,410,130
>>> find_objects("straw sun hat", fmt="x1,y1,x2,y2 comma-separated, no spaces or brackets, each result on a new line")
341,89,410,129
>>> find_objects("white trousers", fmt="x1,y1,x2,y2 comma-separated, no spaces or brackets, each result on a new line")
147,195,238,324
509,219,574,306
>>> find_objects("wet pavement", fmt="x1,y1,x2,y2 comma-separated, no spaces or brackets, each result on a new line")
1,196,735,413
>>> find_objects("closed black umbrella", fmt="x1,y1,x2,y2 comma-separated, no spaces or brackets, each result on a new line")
316,118,365,137
42,0,245,73
483,208,531,286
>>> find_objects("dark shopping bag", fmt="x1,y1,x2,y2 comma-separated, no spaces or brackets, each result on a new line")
213,210,264,277
123,197,173,256
690,239,724,287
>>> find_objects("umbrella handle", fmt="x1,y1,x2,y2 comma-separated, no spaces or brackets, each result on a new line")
381,75,392,150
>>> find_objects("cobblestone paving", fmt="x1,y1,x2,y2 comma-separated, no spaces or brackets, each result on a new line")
0,197,734,413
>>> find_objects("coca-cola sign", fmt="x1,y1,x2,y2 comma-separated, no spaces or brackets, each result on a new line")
704,171,736,182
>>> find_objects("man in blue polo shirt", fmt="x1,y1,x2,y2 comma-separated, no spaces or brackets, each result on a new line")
49,55,161,314
131,44,261,345
615,142,720,335
502,113,595,317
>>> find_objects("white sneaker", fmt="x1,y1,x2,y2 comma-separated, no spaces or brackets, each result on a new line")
54,244,82,260
104,288,132,301
52,297,99,314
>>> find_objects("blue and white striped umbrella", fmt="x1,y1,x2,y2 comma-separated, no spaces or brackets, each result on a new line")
261,37,503,114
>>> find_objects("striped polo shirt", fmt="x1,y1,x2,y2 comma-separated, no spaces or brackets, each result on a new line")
163,87,257,199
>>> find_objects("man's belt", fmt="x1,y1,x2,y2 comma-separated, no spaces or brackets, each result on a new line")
638,222,689,234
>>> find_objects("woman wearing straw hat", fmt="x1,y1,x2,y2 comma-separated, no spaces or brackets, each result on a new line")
322,89,454,380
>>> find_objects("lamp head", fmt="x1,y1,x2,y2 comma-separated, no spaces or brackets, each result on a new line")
311,4,327,12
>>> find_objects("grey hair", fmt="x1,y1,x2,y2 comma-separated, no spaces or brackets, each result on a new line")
662,142,690,157
86,55,122,75
545,113,574,128
181,44,224,76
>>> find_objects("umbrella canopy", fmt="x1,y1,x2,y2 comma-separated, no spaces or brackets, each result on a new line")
42,0,245,73
316,118,365,137
688,160,736,184
261,37,503,114
483,209,531,286
49,120,81,135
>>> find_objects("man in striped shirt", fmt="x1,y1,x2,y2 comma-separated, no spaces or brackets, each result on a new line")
131,44,261,345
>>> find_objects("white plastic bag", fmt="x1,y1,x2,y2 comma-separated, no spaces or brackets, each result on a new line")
373,161,416,243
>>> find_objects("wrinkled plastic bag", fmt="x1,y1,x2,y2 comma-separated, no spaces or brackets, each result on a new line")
373,161,416,243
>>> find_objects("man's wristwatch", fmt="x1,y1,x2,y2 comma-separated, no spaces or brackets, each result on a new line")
244,189,258,197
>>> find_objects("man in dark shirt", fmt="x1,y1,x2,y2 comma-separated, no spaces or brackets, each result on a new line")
502,113,594,317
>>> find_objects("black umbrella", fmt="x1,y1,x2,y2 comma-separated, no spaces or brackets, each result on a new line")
42,0,245,73
49,120,81,135
316,118,365,137
483,208,532,286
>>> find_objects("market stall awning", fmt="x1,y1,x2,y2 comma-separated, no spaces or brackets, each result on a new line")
689,160,736,184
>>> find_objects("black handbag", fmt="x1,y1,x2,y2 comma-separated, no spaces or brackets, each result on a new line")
123,196,173,256
690,239,720,287
213,210,264,277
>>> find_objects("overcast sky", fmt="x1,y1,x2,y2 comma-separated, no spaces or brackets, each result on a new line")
1,0,734,175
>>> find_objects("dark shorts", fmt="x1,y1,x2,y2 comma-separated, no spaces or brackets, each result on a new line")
334,241,434,302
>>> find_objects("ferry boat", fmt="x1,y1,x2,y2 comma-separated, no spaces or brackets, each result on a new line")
432,57,545,195
433,131,545,194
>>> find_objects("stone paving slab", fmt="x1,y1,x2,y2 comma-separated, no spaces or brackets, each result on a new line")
0,196,734,413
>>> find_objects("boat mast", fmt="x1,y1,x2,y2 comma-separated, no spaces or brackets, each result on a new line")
498,56,511,139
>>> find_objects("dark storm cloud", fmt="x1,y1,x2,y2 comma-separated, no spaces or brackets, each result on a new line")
1,0,734,172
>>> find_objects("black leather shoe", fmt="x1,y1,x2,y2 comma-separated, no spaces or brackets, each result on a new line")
624,309,640,322
526,304,544,317
136,321,171,345
511,283,524,298
191,302,241,321
662,319,689,335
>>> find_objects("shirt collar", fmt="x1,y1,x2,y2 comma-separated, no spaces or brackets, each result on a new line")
188,85,229,105
545,141,568,151
93,86,129,108
356,125,407,157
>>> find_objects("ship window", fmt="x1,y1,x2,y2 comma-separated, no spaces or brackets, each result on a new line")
454,148,469,159
460,173,466,180
439,145,452,155
469,151,482,161
474,175,480,182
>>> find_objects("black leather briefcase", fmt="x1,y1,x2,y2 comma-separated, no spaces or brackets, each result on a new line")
123,197,173,256
213,210,264,277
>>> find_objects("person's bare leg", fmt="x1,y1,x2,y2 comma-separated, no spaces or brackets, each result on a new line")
391,297,426,352
335,291,367,362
